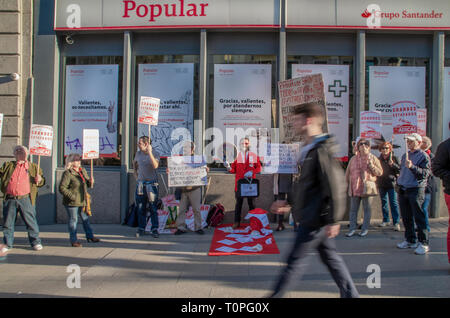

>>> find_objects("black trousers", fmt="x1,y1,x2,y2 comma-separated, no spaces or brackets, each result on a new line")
234,192,255,223
271,225,359,298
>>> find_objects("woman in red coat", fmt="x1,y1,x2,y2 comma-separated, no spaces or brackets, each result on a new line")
225,137,262,229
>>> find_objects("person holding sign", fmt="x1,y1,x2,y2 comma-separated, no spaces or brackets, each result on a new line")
168,141,209,235
225,137,262,230
269,103,359,298
396,133,431,255
59,154,100,247
133,136,160,238
0,146,45,253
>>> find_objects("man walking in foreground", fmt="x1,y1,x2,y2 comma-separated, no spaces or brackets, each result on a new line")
269,102,359,298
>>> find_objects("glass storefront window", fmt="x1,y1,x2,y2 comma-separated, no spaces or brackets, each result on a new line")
287,55,354,163
63,56,123,167
133,55,200,167
206,55,277,169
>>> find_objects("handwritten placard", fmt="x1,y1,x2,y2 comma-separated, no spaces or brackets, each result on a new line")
262,143,300,174
168,156,208,187
29,124,53,156
82,129,100,159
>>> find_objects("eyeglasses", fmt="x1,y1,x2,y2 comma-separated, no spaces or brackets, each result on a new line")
381,147,390,150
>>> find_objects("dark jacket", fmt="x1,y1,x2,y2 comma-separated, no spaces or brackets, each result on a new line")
0,161,45,206
424,151,435,194
376,154,400,189
288,135,346,228
432,138,450,195
59,167,93,207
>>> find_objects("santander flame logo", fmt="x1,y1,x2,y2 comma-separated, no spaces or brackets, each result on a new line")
361,9,372,18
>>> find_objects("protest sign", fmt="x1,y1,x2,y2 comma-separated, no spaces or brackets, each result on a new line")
262,143,300,174
138,96,160,126
82,129,100,159
168,156,208,187
278,73,327,143
360,111,382,139
29,124,53,156
417,109,427,137
392,101,418,135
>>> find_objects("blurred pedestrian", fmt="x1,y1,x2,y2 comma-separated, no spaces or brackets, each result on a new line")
420,136,434,232
431,137,450,263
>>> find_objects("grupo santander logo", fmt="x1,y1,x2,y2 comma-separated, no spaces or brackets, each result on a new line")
362,4,382,28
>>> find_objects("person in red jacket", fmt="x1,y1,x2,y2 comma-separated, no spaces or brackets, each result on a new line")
224,137,262,229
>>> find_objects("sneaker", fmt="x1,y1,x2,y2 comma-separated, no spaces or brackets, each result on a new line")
379,222,389,227
195,229,205,235
151,230,159,238
414,243,430,255
135,230,144,238
346,230,356,237
359,230,368,237
393,223,401,231
33,244,43,251
174,229,187,235
0,246,11,254
397,240,418,249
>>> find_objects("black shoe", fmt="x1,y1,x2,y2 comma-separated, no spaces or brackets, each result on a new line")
195,229,205,235
175,229,187,235
152,230,159,238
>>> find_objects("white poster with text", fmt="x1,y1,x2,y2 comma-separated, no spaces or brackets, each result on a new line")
65,65,119,158
138,63,194,157
292,64,349,161
369,66,425,157
214,64,272,141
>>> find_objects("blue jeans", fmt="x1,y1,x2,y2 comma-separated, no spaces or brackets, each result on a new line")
398,187,428,245
422,193,431,232
3,196,42,248
65,206,94,243
135,182,159,232
271,226,359,298
379,187,400,225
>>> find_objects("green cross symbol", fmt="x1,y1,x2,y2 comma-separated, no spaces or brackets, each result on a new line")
328,80,347,98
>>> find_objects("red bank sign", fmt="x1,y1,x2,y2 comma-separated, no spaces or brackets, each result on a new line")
54,0,281,30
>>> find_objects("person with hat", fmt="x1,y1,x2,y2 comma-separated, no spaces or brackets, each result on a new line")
345,138,383,237
396,133,431,255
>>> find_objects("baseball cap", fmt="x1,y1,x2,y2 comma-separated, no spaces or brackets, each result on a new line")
405,133,422,142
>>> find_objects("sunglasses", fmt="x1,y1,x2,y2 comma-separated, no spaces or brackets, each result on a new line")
359,142,370,147
381,147,390,150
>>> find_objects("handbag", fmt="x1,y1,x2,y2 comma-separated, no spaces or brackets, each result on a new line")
237,177,259,198
360,156,378,197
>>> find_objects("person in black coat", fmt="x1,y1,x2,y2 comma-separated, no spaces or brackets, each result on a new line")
377,142,401,231
269,102,359,298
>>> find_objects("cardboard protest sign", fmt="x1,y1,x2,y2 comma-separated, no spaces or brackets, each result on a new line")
82,129,100,159
360,111,382,139
168,156,208,187
278,74,327,143
29,124,53,156
262,143,300,174
138,96,160,126
392,101,418,135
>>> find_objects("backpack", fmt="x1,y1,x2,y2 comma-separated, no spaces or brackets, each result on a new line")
123,203,138,227
206,204,225,227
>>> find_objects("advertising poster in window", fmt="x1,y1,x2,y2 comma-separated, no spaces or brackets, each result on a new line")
64,64,119,158
213,64,272,142
138,63,194,157
444,68,450,141
369,66,425,157
292,65,349,161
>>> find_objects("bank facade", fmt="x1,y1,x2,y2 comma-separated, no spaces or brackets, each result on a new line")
1,0,450,224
